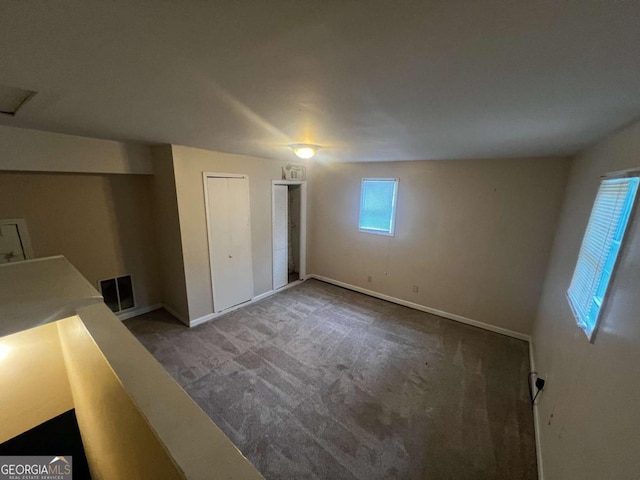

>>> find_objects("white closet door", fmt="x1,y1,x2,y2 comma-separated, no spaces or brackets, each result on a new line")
207,176,254,313
272,185,288,290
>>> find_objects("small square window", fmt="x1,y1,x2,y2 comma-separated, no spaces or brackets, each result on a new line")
358,178,398,236
567,175,639,341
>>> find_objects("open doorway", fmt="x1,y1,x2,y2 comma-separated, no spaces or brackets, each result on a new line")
272,181,306,290
288,184,301,283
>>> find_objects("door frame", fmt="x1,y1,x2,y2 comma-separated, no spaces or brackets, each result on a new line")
203,172,253,313
271,180,307,289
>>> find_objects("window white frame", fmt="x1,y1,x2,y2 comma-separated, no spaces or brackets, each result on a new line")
358,178,399,237
566,172,639,342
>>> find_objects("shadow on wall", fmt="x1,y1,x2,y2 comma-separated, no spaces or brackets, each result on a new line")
0,171,161,310
104,175,162,309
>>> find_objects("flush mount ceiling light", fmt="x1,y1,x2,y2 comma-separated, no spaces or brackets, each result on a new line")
290,144,320,159
0,85,37,116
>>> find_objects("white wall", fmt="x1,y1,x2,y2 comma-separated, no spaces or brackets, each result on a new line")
308,157,570,335
170,145,286,322
0,124,152,174
531,119,640,479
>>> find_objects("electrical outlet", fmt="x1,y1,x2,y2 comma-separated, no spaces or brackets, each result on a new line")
367,275,372,283
412,285,419,293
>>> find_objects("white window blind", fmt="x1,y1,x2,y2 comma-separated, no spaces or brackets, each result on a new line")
567,176,639,340
358,178,398,236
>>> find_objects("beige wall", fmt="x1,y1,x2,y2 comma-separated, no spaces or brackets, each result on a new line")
171,145,286,321
309,157,570,335
0,172,161,309
57,316,184,480
0,323,73,443
532,119,640,479
0,124,152,174
151,146,189,322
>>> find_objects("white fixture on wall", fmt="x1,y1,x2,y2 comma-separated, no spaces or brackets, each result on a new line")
289,144,320,159
282,164,306,181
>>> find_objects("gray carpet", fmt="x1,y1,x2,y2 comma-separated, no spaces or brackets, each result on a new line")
125,279,537,480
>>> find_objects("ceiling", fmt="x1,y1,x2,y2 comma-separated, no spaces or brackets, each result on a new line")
0,1,639,163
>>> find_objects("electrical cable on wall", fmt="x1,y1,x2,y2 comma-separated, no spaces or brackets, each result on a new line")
528,371,545,407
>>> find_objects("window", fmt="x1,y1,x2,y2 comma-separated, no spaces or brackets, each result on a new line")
359,178,398,236
567,175,639,341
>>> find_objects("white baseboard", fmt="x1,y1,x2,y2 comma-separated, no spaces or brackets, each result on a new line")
252,290,275,302
117,303,162,321
307,275,542,472
189,279,308,327
274,278,304,293
189,296,271,327
189,314,216,328
308,274,531,342
529,340,544,480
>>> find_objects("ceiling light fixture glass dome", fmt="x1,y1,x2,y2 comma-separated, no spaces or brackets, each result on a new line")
290,144,320,159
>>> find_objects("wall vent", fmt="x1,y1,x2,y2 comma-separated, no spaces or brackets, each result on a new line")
99,275,135,313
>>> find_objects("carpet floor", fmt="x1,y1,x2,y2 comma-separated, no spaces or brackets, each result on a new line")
125,279,537,480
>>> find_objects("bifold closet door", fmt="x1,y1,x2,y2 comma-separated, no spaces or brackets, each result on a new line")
272,185,288,290
206,176,254,313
